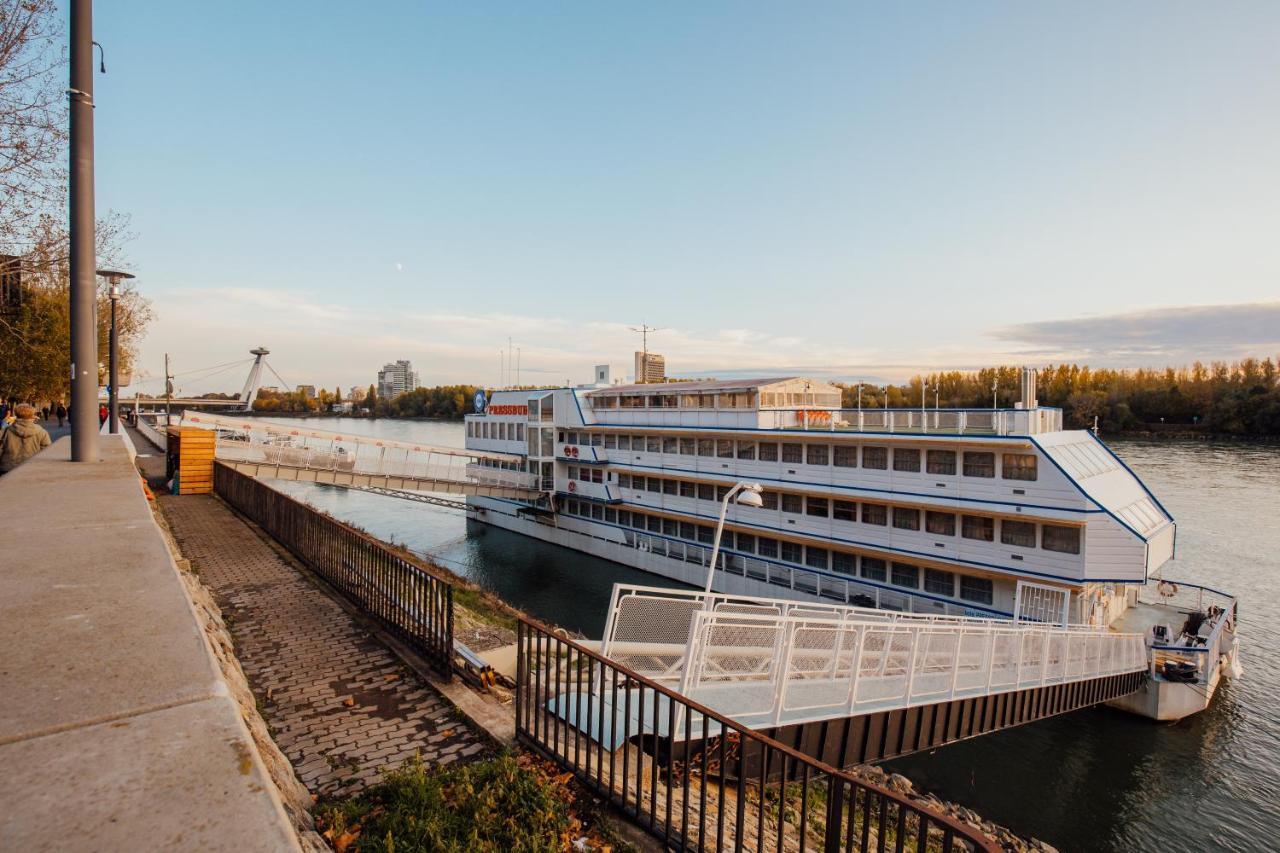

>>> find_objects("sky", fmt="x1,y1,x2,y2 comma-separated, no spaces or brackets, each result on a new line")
89,2,1280,395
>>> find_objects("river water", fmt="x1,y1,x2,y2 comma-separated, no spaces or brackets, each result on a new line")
261,417,1278,852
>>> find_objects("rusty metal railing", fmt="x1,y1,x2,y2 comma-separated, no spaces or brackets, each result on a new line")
516,617,998,853
214,463,454,678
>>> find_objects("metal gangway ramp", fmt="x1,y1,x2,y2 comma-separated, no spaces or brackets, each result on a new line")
180,411,542,502
549,585,1148,768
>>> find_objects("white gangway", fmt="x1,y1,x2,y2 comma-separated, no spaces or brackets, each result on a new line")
587,585,1146,732
180,410,542,499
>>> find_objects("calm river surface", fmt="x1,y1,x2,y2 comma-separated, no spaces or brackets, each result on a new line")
261,417,1278,852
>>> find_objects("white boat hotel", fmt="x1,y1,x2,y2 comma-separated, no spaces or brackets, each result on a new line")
464,368,1240,721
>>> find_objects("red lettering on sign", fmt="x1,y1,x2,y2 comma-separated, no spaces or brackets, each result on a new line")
486,404,529,416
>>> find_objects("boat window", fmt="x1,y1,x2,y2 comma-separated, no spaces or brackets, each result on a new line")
806,547,829,569
861,503,887,525
631,513,646,530
697,439,714,457
591,504,603,520
646,436,661,453
1042,524,1081,554
737,533,755,553
604,433,617,449
1001,520,1037,548
893,448,921,473
662,518,678,536
698,394,715,409
679,521,695,540
679,481,695,498
862,446,888,470
618,510,630,526
1002,453,1038,481
963,451,995,478
617,435,631,451
960,576,994,605
782,494,803,514
647,395,664,408
891,563,919,589
679,437,696,455
926,511,956,536
832,500,856,522
541,396,554,420
681,395,700,408
806,497,829,518
758,442,779,462
643,477,659,493
861,557,887,582
594,396,616,409
528,399,540,421
716,485,730,502
961,515,994,541
647,515,662,532
924,569,956,596
781,443,803,463
832,552,855,575
541,430,553,456
737,441,757,460
697,483,715,501
617,473,631,488
717,439,735,459
758,537,779,558
662,437,678,454
761,491,778,510
698,525,715,544
718,393,737,409
892,507,920,531
663,479,677,495
781,542,803,564
620,395,644,409
926,450,956,475
806,444,829,466
833,446,857,468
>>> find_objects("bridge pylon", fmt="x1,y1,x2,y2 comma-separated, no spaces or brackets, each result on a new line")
239,347,271,412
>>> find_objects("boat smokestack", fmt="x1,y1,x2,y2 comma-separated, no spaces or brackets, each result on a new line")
1017,367,1039,410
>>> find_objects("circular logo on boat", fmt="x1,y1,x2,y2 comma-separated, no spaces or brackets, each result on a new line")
474,390,487,413
568,481,576,492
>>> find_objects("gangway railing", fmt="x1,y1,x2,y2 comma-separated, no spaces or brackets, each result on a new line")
181,410,540,495
601,585,1146,730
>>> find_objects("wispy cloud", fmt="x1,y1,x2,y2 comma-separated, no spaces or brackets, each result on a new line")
139,288,1280,394
991,302,1280,364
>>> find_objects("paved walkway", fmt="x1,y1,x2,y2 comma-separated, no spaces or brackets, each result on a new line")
132,431,487,797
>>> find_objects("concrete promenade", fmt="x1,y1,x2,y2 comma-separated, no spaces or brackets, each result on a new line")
0,436,302,851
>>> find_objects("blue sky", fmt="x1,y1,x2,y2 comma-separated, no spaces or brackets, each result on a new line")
91,2,1280,393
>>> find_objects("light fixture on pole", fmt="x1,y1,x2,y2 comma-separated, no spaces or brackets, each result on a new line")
703,482,765,595
97,268,134,434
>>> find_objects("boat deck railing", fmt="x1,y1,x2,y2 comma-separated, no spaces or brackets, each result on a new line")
765,406,1063,436
1138,579,1238,684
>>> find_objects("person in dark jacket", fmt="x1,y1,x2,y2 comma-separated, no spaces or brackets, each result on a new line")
0,404,52,474
55,403,67,427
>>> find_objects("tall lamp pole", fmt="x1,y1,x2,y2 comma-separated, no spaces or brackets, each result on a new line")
703,482,765,595
97,269,134,434
68,0,99,460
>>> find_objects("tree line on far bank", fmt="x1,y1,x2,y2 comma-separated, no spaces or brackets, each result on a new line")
836,359,1280,436
250,357,1280,437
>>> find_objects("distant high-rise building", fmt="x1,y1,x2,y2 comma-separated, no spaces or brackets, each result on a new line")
594,364,611,385
634,351,666,383
377,360,419,399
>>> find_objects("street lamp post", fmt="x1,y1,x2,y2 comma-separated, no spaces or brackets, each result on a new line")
68,0,98,460
703,482,765,595
97,268,134,434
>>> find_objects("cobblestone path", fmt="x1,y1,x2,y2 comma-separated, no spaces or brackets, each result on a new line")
157,490,487,796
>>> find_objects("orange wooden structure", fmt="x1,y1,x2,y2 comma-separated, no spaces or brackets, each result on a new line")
165,426,215,494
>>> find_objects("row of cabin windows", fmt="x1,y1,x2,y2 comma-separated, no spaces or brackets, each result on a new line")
467,420,526,442
559,431,1037,481
590,391,843,410
559,499,997,605
611,472,1081,555
565,465,604,484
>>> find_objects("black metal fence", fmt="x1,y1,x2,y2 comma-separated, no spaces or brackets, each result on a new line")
516,617,997,853
215,463,454,678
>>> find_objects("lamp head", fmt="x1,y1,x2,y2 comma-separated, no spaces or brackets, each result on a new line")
735,483,765,508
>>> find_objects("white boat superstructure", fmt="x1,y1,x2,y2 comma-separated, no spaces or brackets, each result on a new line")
463,369,1240,721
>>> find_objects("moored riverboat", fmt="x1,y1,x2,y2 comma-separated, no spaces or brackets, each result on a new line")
463,368,1240,720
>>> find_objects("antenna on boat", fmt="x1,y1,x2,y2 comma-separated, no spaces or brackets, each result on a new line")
1093,415,1100,437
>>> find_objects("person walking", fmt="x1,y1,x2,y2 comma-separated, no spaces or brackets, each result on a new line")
98,404,108,427
55,403,66,428
0,404,52,474
41,405,50,422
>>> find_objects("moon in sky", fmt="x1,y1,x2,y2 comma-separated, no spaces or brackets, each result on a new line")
395,262,403,272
